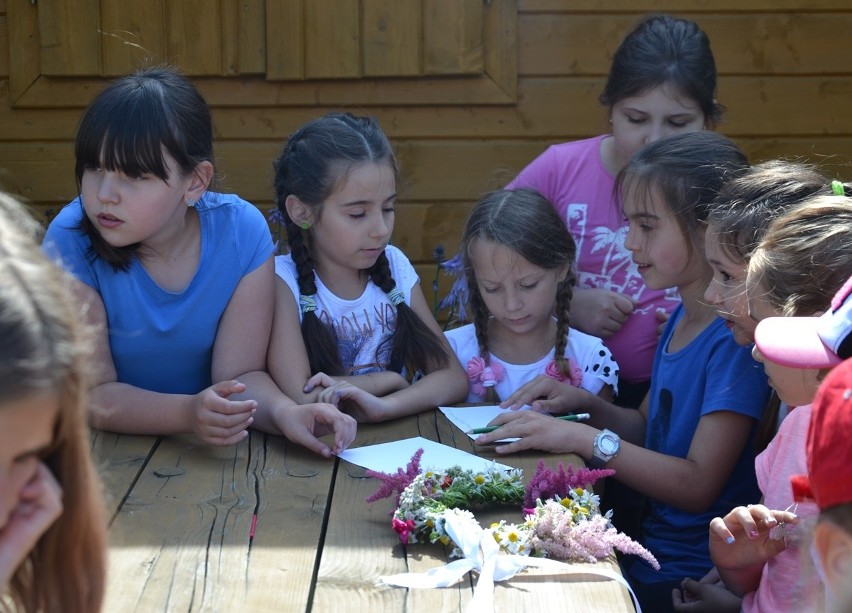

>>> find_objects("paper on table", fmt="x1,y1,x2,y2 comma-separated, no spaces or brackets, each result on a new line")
439,405,530,441
338,436,512,473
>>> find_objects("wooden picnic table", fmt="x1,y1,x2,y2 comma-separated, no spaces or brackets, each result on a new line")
92,408,636,612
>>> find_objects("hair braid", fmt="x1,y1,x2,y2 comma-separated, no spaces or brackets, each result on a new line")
553,273,576,377
285,218,345,375
370,251,450,376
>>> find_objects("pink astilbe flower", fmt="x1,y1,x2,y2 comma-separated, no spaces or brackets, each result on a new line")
529,508,659,570
523,459,614,509
366,448,424,505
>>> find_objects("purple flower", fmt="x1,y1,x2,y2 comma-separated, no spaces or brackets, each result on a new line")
439,252,464,275
267,207,285,225
523,459,615,509
366,448,424,505
439,275,470,322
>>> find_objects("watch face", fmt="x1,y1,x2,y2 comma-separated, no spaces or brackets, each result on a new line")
599,435,619,455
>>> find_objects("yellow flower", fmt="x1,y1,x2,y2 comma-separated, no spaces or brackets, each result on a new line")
508,531,519,543
474,474,485,485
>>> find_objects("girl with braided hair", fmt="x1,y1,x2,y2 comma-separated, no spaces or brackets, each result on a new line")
445,188,618,404
269,112,468,422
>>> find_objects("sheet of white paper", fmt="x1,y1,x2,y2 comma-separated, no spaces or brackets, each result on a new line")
439,405,530,441
338,436,512,473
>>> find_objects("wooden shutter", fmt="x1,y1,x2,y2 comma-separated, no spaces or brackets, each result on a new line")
7,0,516,107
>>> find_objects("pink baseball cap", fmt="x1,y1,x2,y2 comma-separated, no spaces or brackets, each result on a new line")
754,275,852,368
790,357,852,509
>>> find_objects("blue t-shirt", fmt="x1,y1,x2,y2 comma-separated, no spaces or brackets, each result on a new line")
43,193,272,394
625,305,769,584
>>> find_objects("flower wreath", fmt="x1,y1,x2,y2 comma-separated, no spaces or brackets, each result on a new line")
366,449,658,569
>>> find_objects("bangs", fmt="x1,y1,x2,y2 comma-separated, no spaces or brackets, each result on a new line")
74,81,187,184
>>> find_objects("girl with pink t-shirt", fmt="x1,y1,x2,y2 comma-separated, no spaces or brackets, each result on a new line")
507,14,723,407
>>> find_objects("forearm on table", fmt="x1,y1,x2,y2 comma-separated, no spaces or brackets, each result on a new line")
232,370,297,435
583,394,646,445
383,368,469,417
89,383,193,435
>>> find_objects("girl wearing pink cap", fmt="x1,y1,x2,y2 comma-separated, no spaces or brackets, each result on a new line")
696,195,852,613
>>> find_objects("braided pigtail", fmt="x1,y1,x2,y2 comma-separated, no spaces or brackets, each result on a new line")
553,269,576,378
370,251,450,376
466,267,501,403
285,218,345,375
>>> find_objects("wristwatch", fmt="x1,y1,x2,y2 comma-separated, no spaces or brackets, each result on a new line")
588,429,621,469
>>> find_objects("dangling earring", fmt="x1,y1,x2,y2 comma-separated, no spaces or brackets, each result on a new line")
185,197,196,207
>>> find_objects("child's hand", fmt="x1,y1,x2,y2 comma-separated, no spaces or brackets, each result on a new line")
273,403,357,458
329,385,394,423
570,288,634,339
190,380,257,446
0,462,63,587
672,569,742,612
499,375,590,412
474,410,589,454
709,504,799,572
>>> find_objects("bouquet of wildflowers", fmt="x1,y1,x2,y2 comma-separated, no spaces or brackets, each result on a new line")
367,452,659,570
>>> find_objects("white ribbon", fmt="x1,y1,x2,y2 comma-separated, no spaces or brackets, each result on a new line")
379,512,642,613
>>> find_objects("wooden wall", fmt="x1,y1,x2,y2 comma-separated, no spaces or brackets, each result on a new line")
1,0,850,300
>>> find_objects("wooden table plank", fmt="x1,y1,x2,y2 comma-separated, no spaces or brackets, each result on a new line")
90,429,159,518
101,430,334,612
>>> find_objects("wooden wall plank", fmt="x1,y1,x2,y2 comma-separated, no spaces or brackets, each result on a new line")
0,15,8,78
362,0,421,77
304,0,360,79
519,13,852,76
423,0,483,75
166,0,222,75
38,0,101,75
2,75,852,142
101,0,164,76
265,0,303,80
236,0,266,74
6,0,40,101
519,0,852,11
483,0,518,99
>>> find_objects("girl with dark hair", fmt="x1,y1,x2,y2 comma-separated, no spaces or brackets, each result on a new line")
445,188,618,404
507,13,723,408
269,112,468,422
0,192,107,613
480,132,769,613
43,67,355,456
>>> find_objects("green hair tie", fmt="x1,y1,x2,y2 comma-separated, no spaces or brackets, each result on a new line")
831,180,845,196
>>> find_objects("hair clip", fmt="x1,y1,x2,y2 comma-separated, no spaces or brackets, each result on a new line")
831,180,845,196
299,294,318,314
387,287,405,306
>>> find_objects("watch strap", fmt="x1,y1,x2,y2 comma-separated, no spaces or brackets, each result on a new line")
587,456,608,470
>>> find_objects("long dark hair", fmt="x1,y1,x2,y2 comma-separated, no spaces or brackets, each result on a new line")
75,66,214,270
600,14,724,127
273,112,449,376
462,188,577,379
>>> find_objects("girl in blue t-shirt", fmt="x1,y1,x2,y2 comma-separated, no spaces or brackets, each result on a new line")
43,67,355,456
268,112,468,422
477,131,769,613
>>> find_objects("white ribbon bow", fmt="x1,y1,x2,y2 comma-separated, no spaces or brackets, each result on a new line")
379,512,642,613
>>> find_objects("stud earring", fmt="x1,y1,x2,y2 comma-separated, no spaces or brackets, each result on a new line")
299,221,310,230
185,197,196,207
